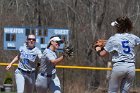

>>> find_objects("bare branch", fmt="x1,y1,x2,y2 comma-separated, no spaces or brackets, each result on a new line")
133,4,139,26
15,0,19,13
48,0,55,11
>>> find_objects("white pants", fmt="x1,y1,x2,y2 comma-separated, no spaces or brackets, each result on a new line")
15,69,36,93
35,73,61,93
108,63,135,93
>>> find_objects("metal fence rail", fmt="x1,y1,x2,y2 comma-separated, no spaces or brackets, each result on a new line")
1,62,140,71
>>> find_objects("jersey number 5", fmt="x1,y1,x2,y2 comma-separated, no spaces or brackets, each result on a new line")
121,40,130,54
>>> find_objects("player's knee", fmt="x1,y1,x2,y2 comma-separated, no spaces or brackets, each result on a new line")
54,90,61,93
17,91,24,93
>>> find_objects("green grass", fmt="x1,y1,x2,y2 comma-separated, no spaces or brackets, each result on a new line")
0,91,36,93
1,92,16,93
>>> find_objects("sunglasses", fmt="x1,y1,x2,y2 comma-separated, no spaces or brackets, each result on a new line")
55,41,63,44
28,38,36,41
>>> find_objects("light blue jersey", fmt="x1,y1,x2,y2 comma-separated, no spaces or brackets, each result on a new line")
104,33,140,63
18,46,42,71
36,48,61,93
39,48,57,75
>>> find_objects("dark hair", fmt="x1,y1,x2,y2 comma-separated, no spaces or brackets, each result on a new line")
115,16,133,33
47,36,59,48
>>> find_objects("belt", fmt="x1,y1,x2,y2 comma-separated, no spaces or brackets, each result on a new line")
18,68,35,74
40,73,54,78
115,61,134,63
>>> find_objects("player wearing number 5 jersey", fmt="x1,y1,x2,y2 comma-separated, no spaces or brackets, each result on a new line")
6,34,42,93
95,16,140,93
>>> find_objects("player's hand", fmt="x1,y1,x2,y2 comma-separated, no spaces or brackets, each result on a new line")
95,46,102,51
94,39,107,49
6,64,12,70
63,46,74,58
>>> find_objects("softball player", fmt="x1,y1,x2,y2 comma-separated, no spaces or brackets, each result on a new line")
95,16,140,93
35,36,65,93
6,34,42,93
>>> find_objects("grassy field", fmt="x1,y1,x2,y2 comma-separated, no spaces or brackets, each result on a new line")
0,91,36,93
1,92,15,93
1,92,37,93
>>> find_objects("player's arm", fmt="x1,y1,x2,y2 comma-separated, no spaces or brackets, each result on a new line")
50,55,64,65
36,49,43,67
95,46,109,57
94,39,108,57
6,55,19,70
42,50,64,65
37,49,43,59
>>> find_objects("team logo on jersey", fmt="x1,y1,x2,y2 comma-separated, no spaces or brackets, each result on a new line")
20,51,37,61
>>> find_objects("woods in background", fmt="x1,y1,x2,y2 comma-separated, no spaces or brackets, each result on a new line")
0,0,140,93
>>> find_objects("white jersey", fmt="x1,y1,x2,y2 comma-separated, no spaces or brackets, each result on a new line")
104,33,140,63
39,48,57,75
18,46,42,71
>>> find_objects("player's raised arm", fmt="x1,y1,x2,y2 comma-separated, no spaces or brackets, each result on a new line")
6,55,19,70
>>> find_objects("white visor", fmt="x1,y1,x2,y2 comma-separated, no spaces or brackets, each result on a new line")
111,21,118,26
49,37,63,43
